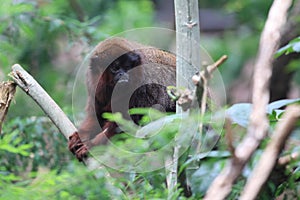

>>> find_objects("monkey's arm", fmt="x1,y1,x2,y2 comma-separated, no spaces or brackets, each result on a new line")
89,121,117,146
68,101,117,161
68,114,99,160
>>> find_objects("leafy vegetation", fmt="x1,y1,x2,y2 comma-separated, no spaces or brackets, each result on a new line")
1,97,300,199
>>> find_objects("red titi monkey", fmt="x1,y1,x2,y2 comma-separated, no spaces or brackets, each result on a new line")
68,37,176,161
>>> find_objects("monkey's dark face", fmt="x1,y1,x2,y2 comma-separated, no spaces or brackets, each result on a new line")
109,52,141,84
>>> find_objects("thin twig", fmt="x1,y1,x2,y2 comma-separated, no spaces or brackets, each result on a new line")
192,55,228,85
166,144,179,199
193,55,227,153
174,55,228,111
225,118,235,156
204,0,292,199
278,152,300,166
198,67,208,145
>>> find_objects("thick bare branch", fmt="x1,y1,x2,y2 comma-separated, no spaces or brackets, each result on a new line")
168,0,201,196
10,64,77,139
241,105,300,200
9,64,122,196
10,64,118,168
204,0,293,199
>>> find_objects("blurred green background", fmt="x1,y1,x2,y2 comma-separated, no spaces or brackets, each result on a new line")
1,0,282,118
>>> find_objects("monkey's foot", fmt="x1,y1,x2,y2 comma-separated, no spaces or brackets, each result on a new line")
68,132,90,161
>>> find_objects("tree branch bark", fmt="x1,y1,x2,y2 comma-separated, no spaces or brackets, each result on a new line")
167,0,201,197
240,104,300,200
10,64,77,139
10,64,122,195
204,0,293,199
0,81,16,134
10,64,94,166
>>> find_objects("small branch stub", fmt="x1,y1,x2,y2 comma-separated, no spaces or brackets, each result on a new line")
0,81,16,134
192,55,228,86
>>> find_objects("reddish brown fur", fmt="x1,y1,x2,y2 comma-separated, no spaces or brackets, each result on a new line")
68,38,176,161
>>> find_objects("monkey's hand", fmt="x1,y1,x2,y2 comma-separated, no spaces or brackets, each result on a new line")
68,126,114,161
68,132,90,161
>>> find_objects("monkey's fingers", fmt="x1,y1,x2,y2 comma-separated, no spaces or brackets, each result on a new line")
68,132,79,149
75,144,89,161
68,132,91,161
68,132,84,154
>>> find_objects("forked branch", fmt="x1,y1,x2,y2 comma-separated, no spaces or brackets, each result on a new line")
204,0,293,199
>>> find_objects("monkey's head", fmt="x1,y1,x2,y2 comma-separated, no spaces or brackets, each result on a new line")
108,51,141,85
87,37,175,101
88,38,144,90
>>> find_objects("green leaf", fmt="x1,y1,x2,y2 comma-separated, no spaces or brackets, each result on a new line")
267,98,300,114
227,99,300,127
102,112,139,134
226,103,252,127
185,150,230,165
129,107,168,125
276,36,300,57
135,114,182,138
0,130,33,156
190,157,227,195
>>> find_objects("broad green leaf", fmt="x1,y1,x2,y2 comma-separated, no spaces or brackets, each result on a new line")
226,103,252,127
135,113,182,138
185,150,230,165
190,157,227,195
227,99,300,127
129,107,168,125
276,36,300,57
267,98,300,114
102,112,139,134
